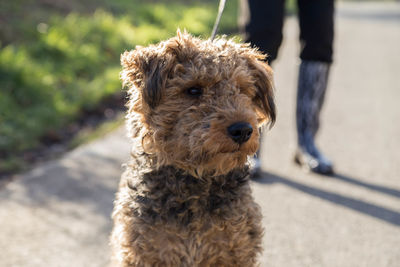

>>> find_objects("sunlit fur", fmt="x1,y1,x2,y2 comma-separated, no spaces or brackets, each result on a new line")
111,30,276,267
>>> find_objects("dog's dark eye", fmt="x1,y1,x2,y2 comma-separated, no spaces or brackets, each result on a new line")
186,87,203,97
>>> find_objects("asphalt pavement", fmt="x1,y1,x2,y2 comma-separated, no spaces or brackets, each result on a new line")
1,2,399,267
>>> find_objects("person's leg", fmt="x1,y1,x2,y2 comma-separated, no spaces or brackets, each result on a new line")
239,0,285,62
295,0,335,175
239,0,285,176
298,0,334,62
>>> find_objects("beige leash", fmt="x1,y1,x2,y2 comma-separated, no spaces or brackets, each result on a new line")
210,0,227,41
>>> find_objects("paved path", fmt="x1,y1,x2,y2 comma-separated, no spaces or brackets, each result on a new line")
1,2,399,266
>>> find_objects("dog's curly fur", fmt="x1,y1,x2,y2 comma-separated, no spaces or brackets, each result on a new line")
111,30,275,267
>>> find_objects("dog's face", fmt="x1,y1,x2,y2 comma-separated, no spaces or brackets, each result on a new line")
121,31,275,176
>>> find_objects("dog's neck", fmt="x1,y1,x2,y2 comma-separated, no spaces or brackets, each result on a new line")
143,165,250,186
130,149,251,178
126,163,251,226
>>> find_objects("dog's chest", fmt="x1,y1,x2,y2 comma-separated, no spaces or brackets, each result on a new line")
128,166,250,226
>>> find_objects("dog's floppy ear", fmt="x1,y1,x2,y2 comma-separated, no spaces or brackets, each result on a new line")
248,58,276,127
121,47,170,109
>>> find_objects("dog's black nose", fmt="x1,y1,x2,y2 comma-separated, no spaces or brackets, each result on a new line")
227,122,253,144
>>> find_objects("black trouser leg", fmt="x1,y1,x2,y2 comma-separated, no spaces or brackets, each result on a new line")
239,0,285,63
298,0,334,63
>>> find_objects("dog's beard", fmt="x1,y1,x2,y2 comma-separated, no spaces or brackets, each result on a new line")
182,132,260,176
150,111,261,176
153,134,259,177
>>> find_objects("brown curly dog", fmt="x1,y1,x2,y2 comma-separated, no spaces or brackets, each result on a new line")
111,30,275,267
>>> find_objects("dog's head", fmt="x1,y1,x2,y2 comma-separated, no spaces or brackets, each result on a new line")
121,31,275,176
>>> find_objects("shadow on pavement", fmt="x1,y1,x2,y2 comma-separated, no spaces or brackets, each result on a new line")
0,152,121,219
254,171,400,227
330,173,400,199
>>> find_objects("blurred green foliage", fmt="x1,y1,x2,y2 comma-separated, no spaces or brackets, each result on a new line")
0,0,298,173
0,0,238,173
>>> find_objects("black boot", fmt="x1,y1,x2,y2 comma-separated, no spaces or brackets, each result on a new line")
295,61,334,175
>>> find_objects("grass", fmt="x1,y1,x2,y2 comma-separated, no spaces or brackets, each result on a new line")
0,0,240,175
0,0,299,175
